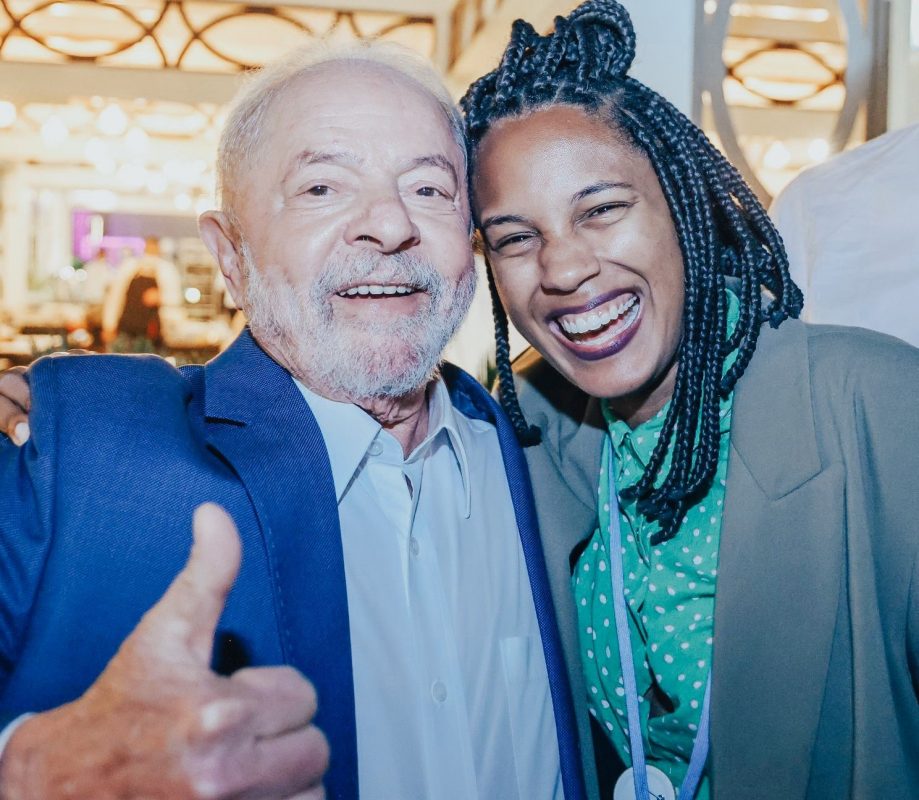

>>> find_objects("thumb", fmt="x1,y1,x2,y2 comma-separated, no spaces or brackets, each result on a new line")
136,503,243,666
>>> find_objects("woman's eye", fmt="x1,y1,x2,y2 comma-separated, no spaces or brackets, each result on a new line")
494,233,532,250
587,202,628,218
304,185,332,196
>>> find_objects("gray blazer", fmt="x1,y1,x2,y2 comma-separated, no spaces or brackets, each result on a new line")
517,318,919,800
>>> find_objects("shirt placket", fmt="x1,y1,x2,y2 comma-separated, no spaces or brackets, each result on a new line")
386,439,478,800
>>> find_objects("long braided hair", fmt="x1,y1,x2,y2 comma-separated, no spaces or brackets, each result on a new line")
461,0,802,544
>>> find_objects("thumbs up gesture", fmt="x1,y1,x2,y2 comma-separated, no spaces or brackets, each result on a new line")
0,504,329,799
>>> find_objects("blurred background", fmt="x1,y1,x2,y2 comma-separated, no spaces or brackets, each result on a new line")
0,0,916,376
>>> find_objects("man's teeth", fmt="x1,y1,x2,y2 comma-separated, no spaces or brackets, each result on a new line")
337,284,415,297
558,295,638,335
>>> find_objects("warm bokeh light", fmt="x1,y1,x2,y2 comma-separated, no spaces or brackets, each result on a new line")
0,100,16,128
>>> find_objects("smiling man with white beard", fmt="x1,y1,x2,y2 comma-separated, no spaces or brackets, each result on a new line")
0,42,586,800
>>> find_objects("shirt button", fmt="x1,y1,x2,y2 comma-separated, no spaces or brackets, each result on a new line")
410,537,420,556
367,440,383,457
431,680,447,703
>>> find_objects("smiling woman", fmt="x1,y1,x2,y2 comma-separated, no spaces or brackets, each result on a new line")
474,105,686,420
464,0,802,544
461,1,919,799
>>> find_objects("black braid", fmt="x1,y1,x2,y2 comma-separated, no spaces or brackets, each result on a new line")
488,266,542,446
461,0,802,543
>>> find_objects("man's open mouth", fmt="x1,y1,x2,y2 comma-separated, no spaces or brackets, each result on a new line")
335,283,419,298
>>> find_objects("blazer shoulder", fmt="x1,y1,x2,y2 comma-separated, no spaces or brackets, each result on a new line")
29,351,186,388
513,348,593,433
804,322,919,380
28,353,195,444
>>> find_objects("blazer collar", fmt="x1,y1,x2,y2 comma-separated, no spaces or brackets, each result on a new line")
201,328,358,798
203,328,283,423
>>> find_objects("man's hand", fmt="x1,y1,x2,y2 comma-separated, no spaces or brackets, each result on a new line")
0,504,329,799
0,367,29,446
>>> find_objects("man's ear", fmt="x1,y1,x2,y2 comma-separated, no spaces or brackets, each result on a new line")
199,210,245,308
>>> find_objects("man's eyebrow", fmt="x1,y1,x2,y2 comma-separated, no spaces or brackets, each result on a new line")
405,154,458,185
284,150,360,181
571,181,634,204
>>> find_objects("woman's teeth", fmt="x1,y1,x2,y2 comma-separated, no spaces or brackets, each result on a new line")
337,284,415,297
558,295,639,338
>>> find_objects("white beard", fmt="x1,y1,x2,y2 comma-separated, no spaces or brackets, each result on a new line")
241,243,476,401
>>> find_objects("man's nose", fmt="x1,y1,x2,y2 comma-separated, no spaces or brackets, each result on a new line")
538,237,602,293
345,190,420,254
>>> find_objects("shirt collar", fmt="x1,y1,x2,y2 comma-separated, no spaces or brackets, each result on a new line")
423,378,472,518
295,380,381,503
601,287,741,471
293,377,471,516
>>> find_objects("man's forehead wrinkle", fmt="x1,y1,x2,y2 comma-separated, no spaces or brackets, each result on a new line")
282,149,362,182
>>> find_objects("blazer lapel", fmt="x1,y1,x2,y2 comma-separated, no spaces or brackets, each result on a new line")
203,331,358,799
444,364,588,800
712,321,843,799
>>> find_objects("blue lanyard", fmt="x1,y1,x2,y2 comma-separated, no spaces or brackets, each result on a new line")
606,452,712,799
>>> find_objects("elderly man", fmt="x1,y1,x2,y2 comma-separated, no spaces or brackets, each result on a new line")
0,43,585,800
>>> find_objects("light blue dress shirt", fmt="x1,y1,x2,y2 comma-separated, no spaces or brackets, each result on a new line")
296,377,563,800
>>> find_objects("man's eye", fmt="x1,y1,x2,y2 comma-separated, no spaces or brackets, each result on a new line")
305,185,332,196
416,186,448,198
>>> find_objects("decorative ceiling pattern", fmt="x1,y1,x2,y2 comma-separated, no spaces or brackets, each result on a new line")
698,0,882,202
0,0,437,71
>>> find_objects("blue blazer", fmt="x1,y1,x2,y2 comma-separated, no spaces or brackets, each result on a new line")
0,331,586,800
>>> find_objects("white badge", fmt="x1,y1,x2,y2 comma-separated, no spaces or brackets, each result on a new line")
613,764,676,800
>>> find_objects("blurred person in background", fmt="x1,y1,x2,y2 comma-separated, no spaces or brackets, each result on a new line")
770,122,919,346
101,236,182,351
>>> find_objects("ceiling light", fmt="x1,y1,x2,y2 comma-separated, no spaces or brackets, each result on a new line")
731,3,831,23
97,103,128,136
84,137,107,163
125,127,149,155
146,172,168,194
763,141,791,170
40,116,69,147
95,158,117,176
118,162,147,189
0,100,16,128
807,138,830,163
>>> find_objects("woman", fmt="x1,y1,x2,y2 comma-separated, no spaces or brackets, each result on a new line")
462,2,919,798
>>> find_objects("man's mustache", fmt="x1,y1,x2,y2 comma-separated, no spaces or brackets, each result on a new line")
314,252,446,297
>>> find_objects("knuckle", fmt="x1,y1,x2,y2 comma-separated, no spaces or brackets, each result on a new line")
187,764,230,800
192,695,248,740
295,674,319,714
304,725,331,774
292,788,326,800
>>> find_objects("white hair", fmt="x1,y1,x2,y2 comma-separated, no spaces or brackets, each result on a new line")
216,39,466,220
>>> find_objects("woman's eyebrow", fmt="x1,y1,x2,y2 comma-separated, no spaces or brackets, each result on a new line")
481,213,530,231
571,180,633,204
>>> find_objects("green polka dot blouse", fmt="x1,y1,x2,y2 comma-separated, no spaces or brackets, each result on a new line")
572,290,740,799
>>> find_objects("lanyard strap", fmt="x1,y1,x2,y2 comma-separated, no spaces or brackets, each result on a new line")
606,452,711,799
